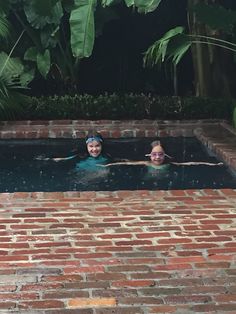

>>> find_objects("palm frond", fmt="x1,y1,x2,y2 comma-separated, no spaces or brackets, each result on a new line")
143,26,187,67
0,15,10,39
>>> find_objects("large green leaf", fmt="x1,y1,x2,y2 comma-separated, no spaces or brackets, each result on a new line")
124,0,135,7
24,46,38,62
70,0,97,58
0,77,29,119
0,55,31,120
0,52,24,86
30,0,60,16
24,1,63,29
143,26,184,67
143,27,186,67
19,67,35,86
166,34,191,65
101,0,114,6
37,49,51,78
0,15,9,39
134,0,161,13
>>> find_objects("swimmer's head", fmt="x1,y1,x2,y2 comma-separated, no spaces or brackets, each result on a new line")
150,141,165,165
85,131,103,158
144,140,167,166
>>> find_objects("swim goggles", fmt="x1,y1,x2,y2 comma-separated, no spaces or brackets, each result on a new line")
86,136,103,144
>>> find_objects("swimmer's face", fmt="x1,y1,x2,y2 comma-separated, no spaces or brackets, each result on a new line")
87,140,102,158
150,145,165,165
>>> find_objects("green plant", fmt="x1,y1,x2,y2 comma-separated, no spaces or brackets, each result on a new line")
19,93,233,121
0,27,34,120
143,2,236,98
233,106,236,128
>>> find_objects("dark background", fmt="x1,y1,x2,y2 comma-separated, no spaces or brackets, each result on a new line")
29,0,193,97
78,0,192,95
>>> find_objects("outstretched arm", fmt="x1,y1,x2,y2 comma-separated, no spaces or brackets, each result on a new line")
103,160,148,167
35,154,78,162
171,161,224,166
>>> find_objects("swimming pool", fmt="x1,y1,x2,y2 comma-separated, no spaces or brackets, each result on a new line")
1,137,236,192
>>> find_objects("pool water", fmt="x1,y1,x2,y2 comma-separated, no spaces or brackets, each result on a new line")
0,137,236,192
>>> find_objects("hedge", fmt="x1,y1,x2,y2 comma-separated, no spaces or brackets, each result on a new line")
13,93,236,121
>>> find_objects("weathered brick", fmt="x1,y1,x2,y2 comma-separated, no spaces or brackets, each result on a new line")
19,300,65,309
164,294,212,304
68,297,116,308
112,280,155,288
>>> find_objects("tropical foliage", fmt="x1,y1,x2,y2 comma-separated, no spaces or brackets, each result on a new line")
0,0,162,95
143,1,236,98
0,14,34,119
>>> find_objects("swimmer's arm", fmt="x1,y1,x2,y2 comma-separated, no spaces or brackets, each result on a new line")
171,161,224,166
52,154,78,162
102,161,148,167
35,154,78,162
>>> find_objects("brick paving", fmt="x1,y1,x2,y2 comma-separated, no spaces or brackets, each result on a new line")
0,119,236,313
0,189,235,313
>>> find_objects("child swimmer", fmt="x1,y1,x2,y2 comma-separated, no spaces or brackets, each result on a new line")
103,140,224,169
36,131,111,170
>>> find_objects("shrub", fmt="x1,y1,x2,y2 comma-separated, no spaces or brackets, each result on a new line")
11,93,236,121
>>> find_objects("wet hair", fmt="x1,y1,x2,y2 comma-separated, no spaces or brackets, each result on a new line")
150,140,163,149
150,140,172,160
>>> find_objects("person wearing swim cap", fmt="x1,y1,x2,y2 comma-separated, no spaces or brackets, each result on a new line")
77,131,110,170
36,130,111,171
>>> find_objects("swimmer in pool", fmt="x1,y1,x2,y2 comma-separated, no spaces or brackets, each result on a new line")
76,131,111,170
103,140,224,169
35,131,111,170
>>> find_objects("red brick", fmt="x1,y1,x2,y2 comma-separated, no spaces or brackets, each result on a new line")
19,300,65,309
158,238,192,244
149,305,177,313
191,304,236,312
195,262,230,268
119,297,163,305
196,236,233,242
164,294,212,304
153,264,193,271
0,302,15,309
136,232,170,238
115,240,152,246
64,266,105,274
112,280,155,287
41,275,83,282
214,294,236,302
167,256,206,264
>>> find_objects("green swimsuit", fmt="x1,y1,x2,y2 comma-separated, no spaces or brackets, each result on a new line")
76,155,109,171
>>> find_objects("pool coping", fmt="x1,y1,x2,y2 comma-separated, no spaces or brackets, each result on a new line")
1,119,236,173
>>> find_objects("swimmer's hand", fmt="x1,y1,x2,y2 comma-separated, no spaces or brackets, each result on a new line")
34,155,63,162
34,154,50,161
172,161,224,166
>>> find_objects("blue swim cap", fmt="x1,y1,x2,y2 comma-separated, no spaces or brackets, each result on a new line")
85,136,103,144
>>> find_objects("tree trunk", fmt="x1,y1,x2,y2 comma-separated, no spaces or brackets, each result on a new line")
187,0,235,97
